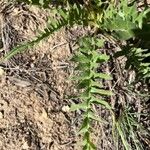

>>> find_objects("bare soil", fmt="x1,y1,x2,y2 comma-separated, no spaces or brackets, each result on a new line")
0,2,79,149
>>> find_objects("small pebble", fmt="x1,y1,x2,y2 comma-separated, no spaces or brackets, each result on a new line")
30,63,35,68
62,105,70,112
0,111,4,119
0,67,4,77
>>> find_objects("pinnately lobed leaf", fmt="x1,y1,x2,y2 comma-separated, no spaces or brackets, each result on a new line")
70,37,113,149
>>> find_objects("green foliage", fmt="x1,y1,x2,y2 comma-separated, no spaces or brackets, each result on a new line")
100,1,150,79
114,106,149,150
115,47,150,78
1,0,150,149
71,37,112,149
102,0,150,40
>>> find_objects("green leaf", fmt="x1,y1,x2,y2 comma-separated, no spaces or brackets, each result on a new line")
140,63,150,67
136,8,150,28
79,47,91,53
75,62,91,71
79,118,89,134
91,51,109,62
71,53,90,63
70,70,91,80
77,79,91,89
80,88,91,99
91,87,113,96
91,97,112,110
91,80,103,88
128,3,138,21
70,102,87,111
2,42,33,61
59,9,68,20
83,131,90,142
114,30,134,40
89,141,97,150
93,72,113,80
96,54,110,62
73,70,91,80
83,145,88,150
87,111,108,123
95,39,104,47
79,38,93,50
83,132,96,150
90,62,99,69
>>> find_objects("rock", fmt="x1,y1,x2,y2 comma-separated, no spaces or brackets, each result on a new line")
62,105,70,112
0,111,4,119
0,67,4,77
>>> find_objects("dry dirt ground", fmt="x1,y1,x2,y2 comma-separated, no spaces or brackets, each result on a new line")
0,2,80,150
0,1,149,150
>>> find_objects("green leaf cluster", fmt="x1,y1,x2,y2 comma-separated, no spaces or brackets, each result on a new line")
115,47,150,79
71,37,112,149
101,1,150,40
114,106,148,150
99,1,150,79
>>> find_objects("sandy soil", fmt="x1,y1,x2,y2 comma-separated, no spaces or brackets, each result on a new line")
0,2,79,149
